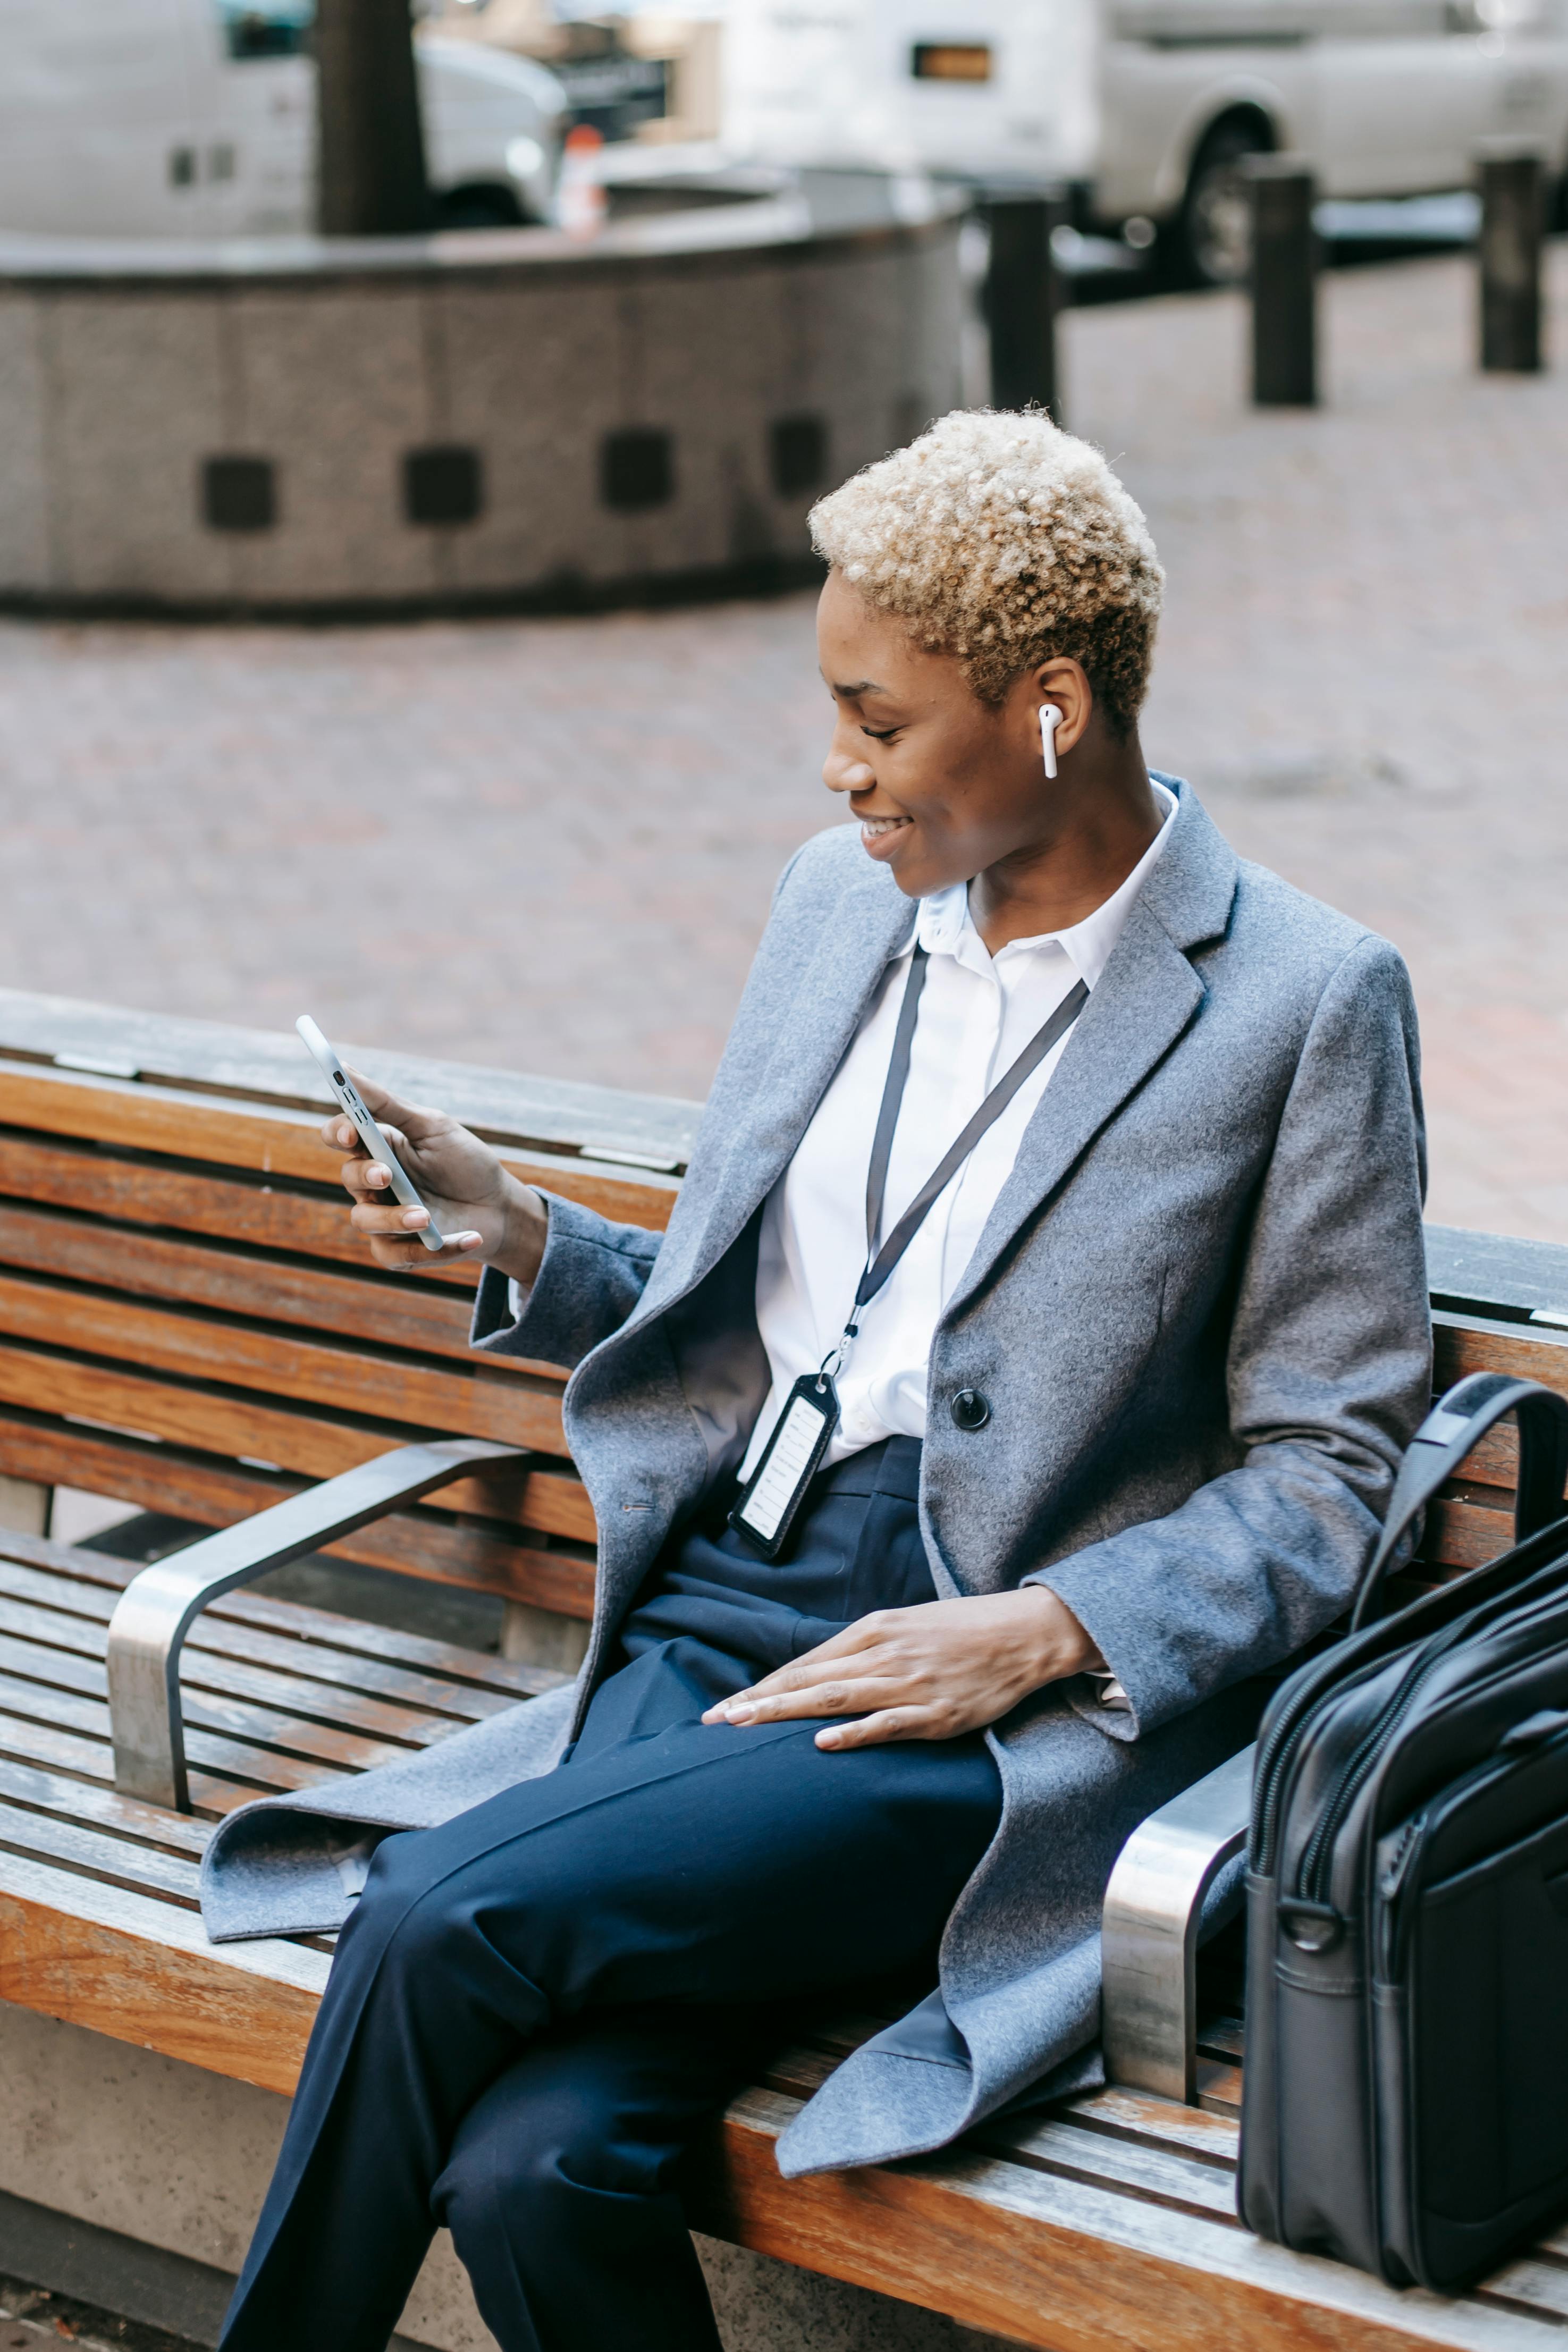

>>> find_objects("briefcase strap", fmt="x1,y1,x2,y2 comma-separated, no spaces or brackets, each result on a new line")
1351,1372,1568,1632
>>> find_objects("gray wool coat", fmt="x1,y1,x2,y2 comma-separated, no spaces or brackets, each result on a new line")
200,776,1432,2178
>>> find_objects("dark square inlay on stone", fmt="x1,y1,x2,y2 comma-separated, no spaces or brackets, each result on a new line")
404,446,485,528
202,456,276,534
602,428,674,512
770,415,829,498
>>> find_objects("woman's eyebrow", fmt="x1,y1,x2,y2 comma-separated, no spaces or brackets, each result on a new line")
830,678,889,697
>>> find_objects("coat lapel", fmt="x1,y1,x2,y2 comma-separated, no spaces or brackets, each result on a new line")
941,780,1240,1322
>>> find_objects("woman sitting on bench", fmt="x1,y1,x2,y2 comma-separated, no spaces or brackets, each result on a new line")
219,409,1431,2352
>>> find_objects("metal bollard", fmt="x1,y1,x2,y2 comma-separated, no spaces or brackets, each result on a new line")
1244,156,1317,407
981,191,1067,421
1478,139,1546,373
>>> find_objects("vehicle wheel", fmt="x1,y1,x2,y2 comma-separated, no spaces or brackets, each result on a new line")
434,184,524,231
1177,119,1271,288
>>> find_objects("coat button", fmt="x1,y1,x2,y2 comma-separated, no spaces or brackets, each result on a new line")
950,1388,991,1431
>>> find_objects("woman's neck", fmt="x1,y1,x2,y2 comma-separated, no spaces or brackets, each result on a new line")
968,743,1164,955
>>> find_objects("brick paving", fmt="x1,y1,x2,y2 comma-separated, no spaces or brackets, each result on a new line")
0,247,1565,1241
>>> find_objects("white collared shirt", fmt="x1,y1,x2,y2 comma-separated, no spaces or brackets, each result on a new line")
739,782,1177,1479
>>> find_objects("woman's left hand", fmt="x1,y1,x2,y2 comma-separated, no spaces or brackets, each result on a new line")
700,1587,1102,1750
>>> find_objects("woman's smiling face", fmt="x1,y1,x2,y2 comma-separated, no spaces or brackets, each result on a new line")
816,566,1090,903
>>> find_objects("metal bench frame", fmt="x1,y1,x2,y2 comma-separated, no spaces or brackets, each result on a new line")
106,1439,524,1811
1100,1742,1253,2100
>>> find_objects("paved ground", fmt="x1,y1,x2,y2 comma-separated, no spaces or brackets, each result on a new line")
0,2273,195,2350
1,247,1565,1241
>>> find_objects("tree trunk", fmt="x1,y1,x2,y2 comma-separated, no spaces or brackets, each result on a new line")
316,0,431,237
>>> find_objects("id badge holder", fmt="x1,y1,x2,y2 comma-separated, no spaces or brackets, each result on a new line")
729,1373,839,1562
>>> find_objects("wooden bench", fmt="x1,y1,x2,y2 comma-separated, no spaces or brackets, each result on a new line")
3,987,1568,2352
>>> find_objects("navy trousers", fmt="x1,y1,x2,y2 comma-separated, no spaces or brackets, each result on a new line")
219,1439,1002,2352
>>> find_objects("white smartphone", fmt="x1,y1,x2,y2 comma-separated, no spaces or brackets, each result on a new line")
296,1015,448,1253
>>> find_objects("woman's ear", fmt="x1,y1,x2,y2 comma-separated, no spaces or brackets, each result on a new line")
1025,657,1093,762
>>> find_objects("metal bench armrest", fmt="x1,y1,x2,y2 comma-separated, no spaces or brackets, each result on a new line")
106,1439,526,1811
1100,1742,1254,2103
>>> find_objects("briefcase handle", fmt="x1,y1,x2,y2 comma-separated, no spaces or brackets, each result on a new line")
1350,1372,1568,1632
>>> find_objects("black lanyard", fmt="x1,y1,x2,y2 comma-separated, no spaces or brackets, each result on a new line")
730,941,1089,1560
825,943,1090,1371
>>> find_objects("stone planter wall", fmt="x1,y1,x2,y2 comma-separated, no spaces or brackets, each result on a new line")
0,185,966,614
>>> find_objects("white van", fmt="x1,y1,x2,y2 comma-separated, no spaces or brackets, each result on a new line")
0,0,566,241
722,0,1568,279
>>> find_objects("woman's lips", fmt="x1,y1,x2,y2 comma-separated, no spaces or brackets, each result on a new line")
859,813,912,859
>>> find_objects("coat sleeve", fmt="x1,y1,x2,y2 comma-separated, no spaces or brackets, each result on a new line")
1030,932,1432,1741
469,1192,663,1373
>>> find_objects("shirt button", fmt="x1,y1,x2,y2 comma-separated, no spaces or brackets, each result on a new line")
950,1389,991,1431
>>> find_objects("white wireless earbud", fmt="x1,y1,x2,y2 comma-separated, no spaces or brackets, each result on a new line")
1039,703,1064,780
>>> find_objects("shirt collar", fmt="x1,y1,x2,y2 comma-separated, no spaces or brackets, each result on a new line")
913,779,1178,988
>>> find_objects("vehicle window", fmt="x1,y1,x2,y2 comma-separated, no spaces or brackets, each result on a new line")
217,0,314,60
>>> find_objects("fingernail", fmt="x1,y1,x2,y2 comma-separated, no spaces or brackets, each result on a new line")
726,1702,756,1723
457,1232,483,1249
401,1209,427,1229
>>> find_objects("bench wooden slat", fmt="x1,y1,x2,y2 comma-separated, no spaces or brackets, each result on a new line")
0,1414,597,1614
974,2112,1241,2222
0,1703,265,1816
0,1640,426,1778
0,1675,350,1801
1473,2261,1568,2324
0,1794,203,1906
0,1752,210,1856
1436,1313,1568,1400
0,1346,476,1479
0,1559,546,1724
0,1530,560,1693
0,1420,598,1616
0,1128,483,1282
1436,1421,1518,1490
1426,1496,1515,1571
0,993,700,1168
0,1273,569,1452
0,1597,495,1752
1057,2083,1240,2166
0,1065,680,1230
0,1198,542,1369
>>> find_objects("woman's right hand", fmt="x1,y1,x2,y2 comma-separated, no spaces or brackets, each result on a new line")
323,1070,549,1285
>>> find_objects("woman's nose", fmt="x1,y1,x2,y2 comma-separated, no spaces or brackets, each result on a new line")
823,739,875,796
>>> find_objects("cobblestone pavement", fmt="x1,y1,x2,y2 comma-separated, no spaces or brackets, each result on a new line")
1,248,1565,1244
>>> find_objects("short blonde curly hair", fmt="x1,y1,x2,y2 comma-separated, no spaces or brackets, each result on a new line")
809,409,1164,739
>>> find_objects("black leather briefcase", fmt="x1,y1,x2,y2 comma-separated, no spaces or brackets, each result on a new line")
1240,1369,1568,2292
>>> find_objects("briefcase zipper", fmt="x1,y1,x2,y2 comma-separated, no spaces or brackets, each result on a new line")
1375,1810,1428,1977
1295,1646,1454,1908
1254,1525,1568,1876
1254,1637,1436,1890
1300,1616,1568,1911
1253,1650,1391,1872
